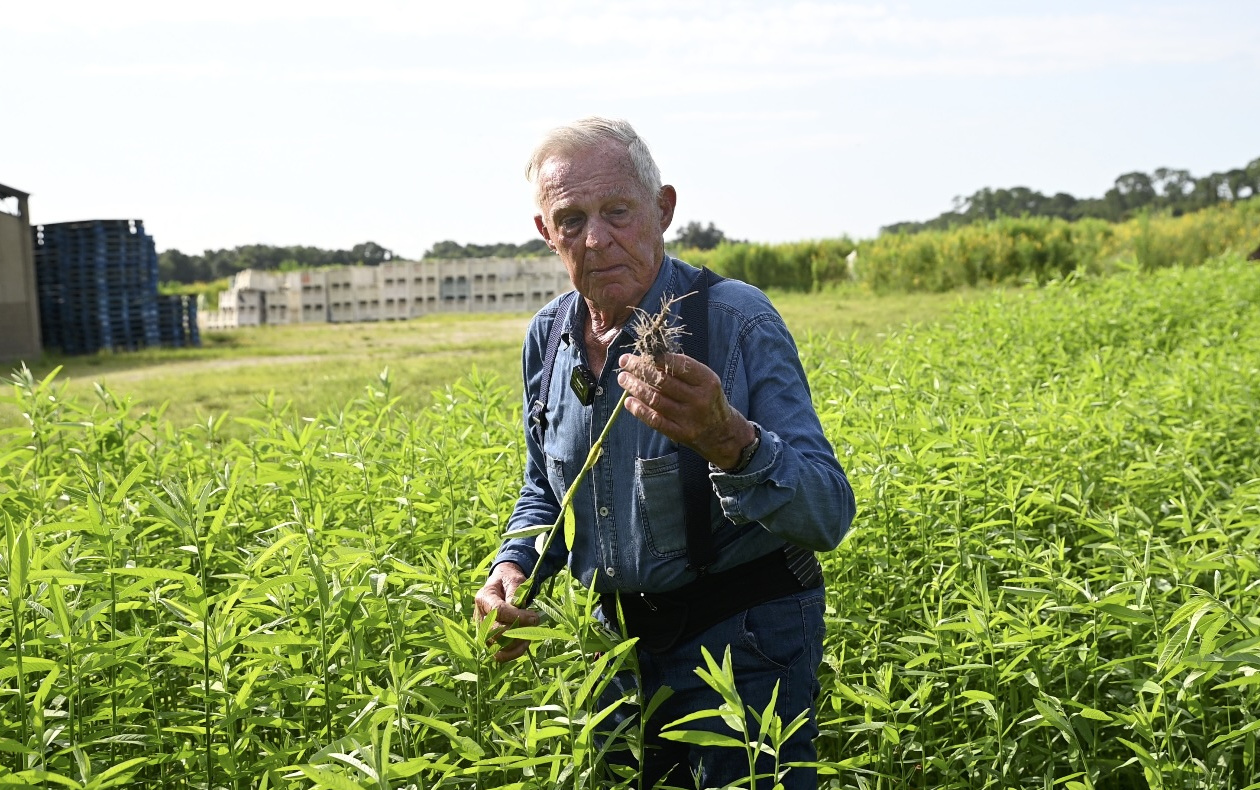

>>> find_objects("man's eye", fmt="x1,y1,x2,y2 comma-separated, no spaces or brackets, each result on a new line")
560,216,584,231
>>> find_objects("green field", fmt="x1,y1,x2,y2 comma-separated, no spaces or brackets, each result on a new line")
0,286,971,434
2,260,1258,789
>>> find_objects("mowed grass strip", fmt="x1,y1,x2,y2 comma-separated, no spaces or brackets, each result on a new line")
1,258,1256,788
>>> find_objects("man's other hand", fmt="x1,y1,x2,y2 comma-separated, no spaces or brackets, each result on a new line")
473,561,539,663
618,351,756,471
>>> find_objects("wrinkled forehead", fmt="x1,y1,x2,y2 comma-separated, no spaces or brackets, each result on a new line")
536,141,647,208
535,156,578,194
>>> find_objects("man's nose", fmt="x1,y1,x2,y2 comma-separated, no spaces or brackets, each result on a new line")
585,218,612,249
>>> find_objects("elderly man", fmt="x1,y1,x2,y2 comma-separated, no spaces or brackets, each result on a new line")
475,117,855,788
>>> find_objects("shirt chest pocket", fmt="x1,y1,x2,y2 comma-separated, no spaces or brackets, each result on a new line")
545,452,569,505
635,453,688,559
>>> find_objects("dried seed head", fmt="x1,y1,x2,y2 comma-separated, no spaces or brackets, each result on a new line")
631,292,691,368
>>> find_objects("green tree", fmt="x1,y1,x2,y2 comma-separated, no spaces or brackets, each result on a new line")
672,221,729,250
881,156,1258,234
156,241,400,284
422,239,550,259
350,241,394,265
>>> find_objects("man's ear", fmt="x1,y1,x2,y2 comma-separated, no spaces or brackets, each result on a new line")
657,185,677,234
534,215,556,252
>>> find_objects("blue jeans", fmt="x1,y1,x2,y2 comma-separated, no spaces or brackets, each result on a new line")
601,586,826,789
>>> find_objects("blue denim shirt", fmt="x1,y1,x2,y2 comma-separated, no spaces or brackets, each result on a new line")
493,256,855,594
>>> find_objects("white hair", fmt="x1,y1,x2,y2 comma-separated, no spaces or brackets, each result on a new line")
525,116,663,208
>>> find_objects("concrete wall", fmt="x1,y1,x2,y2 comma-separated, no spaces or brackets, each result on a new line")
199,257,573,330
0,186,41,362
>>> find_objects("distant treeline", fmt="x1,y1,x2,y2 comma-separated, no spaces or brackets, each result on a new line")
158,239,551,284
423,239,550,259
679,197,1258,294
159,241,396,284
160,156,1260,287
884,157,1260,234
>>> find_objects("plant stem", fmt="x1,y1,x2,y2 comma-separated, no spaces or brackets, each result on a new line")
513,390,630,608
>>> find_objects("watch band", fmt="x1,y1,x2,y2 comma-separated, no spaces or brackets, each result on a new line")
726,422,761,474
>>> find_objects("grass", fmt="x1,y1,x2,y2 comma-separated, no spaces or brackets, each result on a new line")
2,255,1257,788
0,286,973,433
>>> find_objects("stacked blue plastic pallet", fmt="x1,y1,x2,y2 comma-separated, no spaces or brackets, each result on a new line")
32,220,199,354
156,295,200,348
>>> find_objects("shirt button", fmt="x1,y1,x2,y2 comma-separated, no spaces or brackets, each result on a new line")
596,386,604,396
606,567,616,577
599,506,610,517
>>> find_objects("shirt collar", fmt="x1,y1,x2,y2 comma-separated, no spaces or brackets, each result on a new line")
558,255,692,348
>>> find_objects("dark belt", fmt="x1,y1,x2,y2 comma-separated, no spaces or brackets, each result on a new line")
599,546,823,654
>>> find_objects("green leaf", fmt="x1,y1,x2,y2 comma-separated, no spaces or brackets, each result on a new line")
243,574,309,600
250,531,306,570
562,505,575,553
575,636,638,708
454,735,485,760
1096,603,1155,624
295,765,366,790
503,523,554,539
1208,717,1260,748
6,520,31,593
85,757,149,789
105,566,198,585
243,633,315,649
1117,737,1156,767
414,715,460,741
0,738,36,755
0,655,57,680
8,769,83,788
1032,698,1077,745
658,729,747,749
644,683,675,723
109,463,149,506
1073,706,1113,722
500,626,570,641
27,570,91,585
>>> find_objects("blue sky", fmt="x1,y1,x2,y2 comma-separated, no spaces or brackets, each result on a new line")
2,1,1256,258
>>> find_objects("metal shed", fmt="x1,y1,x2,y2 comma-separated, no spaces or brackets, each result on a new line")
0,182,41,362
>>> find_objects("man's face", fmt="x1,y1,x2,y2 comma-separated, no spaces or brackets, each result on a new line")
534,141,676,320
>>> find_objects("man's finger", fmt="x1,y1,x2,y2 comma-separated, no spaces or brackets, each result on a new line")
487,619,537,663
653,352,706,382
620,352,709,385
618,366,693,410
493,638,531,663
489,602,540,628
474,572,531,622
487,620,533,644
623,394,682,436
473,585,503,622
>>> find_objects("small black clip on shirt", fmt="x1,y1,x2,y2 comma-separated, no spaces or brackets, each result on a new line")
570,364,598,406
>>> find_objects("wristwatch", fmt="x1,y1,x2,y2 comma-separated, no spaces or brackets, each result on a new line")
725,422,761,474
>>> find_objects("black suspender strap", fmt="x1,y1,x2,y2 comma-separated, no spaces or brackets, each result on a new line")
530,291,578,447
678,267,722,574
530,268,734,578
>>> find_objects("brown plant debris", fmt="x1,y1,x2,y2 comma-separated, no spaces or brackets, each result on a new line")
631,291,691,370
